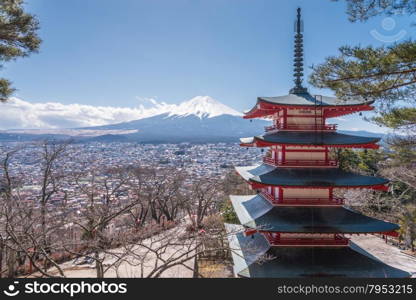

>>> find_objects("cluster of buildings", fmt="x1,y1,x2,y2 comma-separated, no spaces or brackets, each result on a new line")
1,141,261,205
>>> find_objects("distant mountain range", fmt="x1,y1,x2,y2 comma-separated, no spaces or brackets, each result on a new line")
0,96,386,143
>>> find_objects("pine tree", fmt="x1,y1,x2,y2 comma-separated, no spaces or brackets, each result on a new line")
310,1,416,110
310,42,416,108
333,0,416,22
0,0,41,101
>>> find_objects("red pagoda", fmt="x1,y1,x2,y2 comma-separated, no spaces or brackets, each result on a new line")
226,8,409,278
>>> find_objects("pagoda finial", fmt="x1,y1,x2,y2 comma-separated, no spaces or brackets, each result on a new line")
290,7,308,94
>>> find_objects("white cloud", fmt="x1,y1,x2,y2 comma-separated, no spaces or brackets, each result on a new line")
0,97,176,130
0,96,242,130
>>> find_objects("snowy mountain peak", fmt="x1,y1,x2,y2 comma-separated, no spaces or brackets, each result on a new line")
167,96,242,119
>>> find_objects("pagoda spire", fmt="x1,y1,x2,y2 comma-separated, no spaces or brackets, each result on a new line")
290,7,308,94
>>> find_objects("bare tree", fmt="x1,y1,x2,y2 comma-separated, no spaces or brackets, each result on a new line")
66,166,153,278
0,146,20,277
185,178,222,230
37,140,70,257
0,142,72,278
132,167,187,224
109,217,233,278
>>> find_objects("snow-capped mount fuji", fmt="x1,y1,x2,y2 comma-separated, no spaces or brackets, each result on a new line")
84,96,266,143
165,96,242,119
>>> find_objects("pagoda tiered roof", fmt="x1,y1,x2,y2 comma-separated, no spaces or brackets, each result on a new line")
240,131,380,148
226,224,410,278
236,164,389,189
244,92,374,119
230,195,398,233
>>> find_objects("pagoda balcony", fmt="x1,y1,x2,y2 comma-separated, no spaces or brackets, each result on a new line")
263,157,339,168
263,233,349,247
265,124,337,132
261,192,344,206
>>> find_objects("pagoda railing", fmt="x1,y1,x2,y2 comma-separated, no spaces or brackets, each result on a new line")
261,192,344,206
263,157,339,167
265,124,337,132
261,191,276,203
263,233,349,247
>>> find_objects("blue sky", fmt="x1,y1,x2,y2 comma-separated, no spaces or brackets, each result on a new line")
1,0,415,131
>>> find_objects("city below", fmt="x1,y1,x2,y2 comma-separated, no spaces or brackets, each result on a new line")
1,140,261,212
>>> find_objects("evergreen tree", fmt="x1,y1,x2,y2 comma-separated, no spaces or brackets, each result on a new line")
309,42,416,109
310,1,416,110
374,108,416,250
0,0,41,101
333,0,416,22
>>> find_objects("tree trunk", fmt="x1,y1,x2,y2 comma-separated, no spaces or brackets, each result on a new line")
0,241,4,278
95,251,104,278
192,246,199,278
6,248,16,278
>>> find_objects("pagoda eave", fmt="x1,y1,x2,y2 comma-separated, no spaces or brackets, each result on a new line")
225,224,410,278
243,98,374,119
240,131,381,149
240,139,379,149
249,181,388,191
230,195,399,234
236,165,389,190
244,229,400,238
